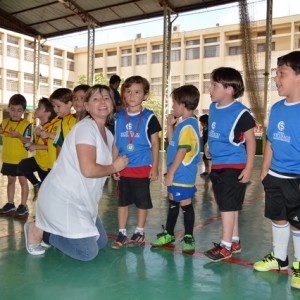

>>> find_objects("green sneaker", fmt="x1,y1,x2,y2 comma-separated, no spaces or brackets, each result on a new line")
181,234,195,252
291,262,300,289
151,229,175,247
253,252,289,271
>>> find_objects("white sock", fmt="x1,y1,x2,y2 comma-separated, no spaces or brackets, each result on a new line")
119,229,127,236
292,230,300,261
135,227,144,235
221,240,232,250
232,236,240,243
272,222,290,261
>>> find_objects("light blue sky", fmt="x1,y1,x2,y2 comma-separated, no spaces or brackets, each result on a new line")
50,0,300,49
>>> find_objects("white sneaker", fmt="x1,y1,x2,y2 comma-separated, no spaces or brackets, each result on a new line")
40,240,51,248
24,222,45,255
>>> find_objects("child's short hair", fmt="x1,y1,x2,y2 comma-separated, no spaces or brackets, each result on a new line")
9,94,27,110
38,97,56,121
109,75,121,85
277,51,300,75
171,85,200,111
73,84,90,94
199,114,208,125
49,88,73,104
211,67,244,99
123,76,150,95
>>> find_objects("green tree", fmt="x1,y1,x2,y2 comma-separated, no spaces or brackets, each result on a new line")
142,95,163,126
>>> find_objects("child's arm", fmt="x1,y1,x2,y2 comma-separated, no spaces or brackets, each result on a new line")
28,143,48,152
167,114,177,142
238,127,256,183
112,142,121,180
261,139,272,180
164,148,187,186
40,131,56,140
149,132,159,180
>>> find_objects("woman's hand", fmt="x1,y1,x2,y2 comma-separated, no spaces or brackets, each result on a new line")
112,155,128,173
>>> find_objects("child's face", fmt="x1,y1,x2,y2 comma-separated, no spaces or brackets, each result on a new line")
124,83,148,109
73,90,86,115
172,98,185,118
209,81,230,104
275,65,300,100
8,105,25,121
35,103,47,119
52,99,72,118
85,89,113,120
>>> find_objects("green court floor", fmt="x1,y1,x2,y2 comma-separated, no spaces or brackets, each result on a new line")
0,155,299,300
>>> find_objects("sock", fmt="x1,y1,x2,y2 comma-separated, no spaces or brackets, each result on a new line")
165,199,180,236
232,236,240,243
221,240,232,250
272,222,290,261
181,204,195,236
119,229,127,236
135,227,144,235
292,230,300,261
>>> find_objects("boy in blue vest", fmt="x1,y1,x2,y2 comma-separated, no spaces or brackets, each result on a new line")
151,85,201,252
203,67,256,261
253,51,300,289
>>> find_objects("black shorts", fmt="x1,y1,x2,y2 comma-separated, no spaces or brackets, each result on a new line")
1,163,24,176
209,168,247,212
263,173,300,220
117,177,153,209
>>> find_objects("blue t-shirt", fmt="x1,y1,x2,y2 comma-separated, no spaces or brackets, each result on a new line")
267,99,300,175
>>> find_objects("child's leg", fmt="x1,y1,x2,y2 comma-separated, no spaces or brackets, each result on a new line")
165,198,180,235
18,176,29,206
232,210,239,240
118,206,129,233
7,175,17,203
137,208,147,229
180,198,194,236
221,211,235,246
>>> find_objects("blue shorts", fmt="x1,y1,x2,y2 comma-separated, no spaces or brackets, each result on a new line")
167,185,197,201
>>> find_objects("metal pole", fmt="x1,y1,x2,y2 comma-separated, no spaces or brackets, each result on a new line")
87,22,95,86
33,36,41,110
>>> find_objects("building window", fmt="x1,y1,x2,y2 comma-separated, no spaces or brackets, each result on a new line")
204,45,220,57
152,84,162,96
152,44,163,51
107,50,117,56
7,45,19,58
95,68,103,74
40,54,49,65
41,45,49,53
54,48,63,56
121,48,132,55
53,79,62,86
204,37,220,44
7,70,18,79
171,50,181,61
203,73,211,79
24,73,33,81
136,54,147,65
229,46,242,56
136,46,147,53
7,35,18,45
228,34,242,40
151,77,162,84
7,80,18,92
257,30,276,37
186,39,200,46
121,56,132,67
203,81,211,94
40,85,48,96
54,57,63,68
172,76,180,82
257,42,275,52
24,82,33,93
152,52,163,63
172,42,181,48
24,50,34,62
40,76,48,84
67,61,74,71
107,67,117,75
24,40,34,49
67,52,74,60
66,81,74,89
186,48,200,60
95,52,103,58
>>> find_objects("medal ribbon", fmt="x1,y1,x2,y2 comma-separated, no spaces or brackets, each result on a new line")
125,109,143,146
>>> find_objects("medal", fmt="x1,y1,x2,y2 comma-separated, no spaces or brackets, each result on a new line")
125,109,143,152
127,143,135,151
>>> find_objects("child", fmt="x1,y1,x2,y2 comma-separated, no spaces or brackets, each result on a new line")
40,88,74,168
199,114,210,176
18,98,56,201
72,84,90,119
203,67,256,262
253,51,300,289
151,85,201,252
109,75,123,112
0,94,31,215
111,75,161,249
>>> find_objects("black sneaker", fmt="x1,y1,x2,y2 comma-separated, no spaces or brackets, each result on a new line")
15,204,29,216
1,202,16,213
